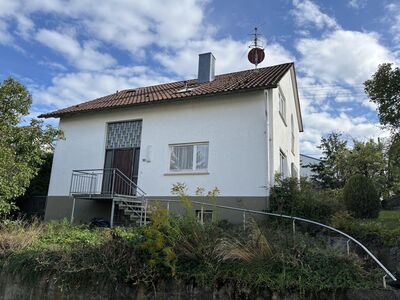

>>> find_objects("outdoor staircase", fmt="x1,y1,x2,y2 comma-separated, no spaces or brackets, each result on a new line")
69,168,149,227
114,196,150,226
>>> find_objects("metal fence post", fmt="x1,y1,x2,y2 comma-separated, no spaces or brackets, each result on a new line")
292,219,296,235
243,211,246,231
70,197,76,224
144,199,148,225
110,198,115,228
200,205,204,225
111,169,116,197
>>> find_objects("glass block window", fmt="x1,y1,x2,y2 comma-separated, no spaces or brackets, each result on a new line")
106,121,142,149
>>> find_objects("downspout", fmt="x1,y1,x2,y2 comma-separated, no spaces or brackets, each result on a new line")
264,89,274,196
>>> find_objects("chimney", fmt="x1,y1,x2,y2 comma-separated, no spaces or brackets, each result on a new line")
198,52,215,83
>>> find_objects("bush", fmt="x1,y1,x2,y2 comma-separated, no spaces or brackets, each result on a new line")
343,175,380,219
269,176,342,223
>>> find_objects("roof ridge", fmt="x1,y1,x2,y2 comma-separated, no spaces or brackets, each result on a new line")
39,62,294,118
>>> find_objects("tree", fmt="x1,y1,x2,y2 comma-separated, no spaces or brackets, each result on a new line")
364,63,400,133
0,77,61,217
343,174,380,219
388,134,400,194
344,139,387,197
310,132,348,189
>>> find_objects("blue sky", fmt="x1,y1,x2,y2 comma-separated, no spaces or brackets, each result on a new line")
0,0,399,156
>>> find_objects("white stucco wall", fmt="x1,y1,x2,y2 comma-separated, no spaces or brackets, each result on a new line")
48,91,270,197
269,68,301,181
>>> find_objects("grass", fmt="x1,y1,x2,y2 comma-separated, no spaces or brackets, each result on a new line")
332,210,400,247
377,210,400,230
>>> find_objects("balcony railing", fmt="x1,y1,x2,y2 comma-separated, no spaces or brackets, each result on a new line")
69,168,145,198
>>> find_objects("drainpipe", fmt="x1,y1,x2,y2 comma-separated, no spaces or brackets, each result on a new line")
265,89,274,195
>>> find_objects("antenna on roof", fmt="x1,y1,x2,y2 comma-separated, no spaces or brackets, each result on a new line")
248,27,265,69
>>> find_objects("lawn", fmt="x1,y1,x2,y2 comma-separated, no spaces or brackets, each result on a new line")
377,210,400,230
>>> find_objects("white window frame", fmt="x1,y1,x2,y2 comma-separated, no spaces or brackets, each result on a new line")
278,90,286,125
196,209,213,224
168,142,209,173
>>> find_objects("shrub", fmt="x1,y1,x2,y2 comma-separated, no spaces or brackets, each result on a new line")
269,176,342,223
343,175,380,219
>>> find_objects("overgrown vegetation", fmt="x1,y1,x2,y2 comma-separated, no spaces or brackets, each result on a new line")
0,189,383,295
269,175,343,223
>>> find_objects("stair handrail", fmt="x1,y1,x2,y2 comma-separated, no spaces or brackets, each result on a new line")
114,168,146,196
153,198,397,282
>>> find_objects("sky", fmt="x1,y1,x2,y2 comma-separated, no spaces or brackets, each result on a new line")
0,0,399,157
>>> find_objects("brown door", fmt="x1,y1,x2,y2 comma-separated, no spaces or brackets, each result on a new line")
102,148,140,195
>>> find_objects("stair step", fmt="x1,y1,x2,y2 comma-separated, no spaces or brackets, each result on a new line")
118,203,142,209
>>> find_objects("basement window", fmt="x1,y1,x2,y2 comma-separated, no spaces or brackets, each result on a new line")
169,143,209,172
196,210,213,224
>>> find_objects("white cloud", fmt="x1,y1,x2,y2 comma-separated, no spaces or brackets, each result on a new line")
33,67,175,109
296,30,395,84
386,3,400,45
155,38,294,78
300,110,389,156
0,0,206,53
348,0,366,9
292,0,339,30
35,29,116,71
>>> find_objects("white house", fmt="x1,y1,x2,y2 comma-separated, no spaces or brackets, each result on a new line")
300,154,320,178
40,53,303,225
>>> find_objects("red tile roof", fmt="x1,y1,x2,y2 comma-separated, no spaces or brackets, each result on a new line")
39,62,294,118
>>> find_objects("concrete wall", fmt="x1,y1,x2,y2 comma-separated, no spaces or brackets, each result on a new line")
44,195,267,225
147,196,268,224
2,274,398,300
45,196,112,224
48,91,270,198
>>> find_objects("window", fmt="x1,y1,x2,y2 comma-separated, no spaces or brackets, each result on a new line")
279,91,286,123
291,163,298,178
291,114,295,154
169,143,209,172
279,150,287,176
196,210,213,224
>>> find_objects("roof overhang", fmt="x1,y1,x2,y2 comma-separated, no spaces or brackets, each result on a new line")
289,64,304,132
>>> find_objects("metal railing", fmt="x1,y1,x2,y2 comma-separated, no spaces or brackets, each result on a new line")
151,198,397,284
69,168,146,198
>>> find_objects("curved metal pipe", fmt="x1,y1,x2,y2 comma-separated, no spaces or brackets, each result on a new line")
153,198,397,282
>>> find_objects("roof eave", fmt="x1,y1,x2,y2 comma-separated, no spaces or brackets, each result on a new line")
38,84,278,119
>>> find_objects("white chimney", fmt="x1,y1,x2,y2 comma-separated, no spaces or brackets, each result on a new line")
198,52,215,83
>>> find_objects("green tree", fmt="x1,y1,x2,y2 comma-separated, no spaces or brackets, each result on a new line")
388,134,400,194
344,139,387,197
311,132,348,189
343,174,380,219
0,77,61,217
364,63,400,133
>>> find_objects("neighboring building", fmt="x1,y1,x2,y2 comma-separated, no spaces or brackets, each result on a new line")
300,154,320,178
40,53,303,225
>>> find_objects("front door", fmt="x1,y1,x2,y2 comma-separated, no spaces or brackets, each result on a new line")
103,120,142,195
103,147,140,195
